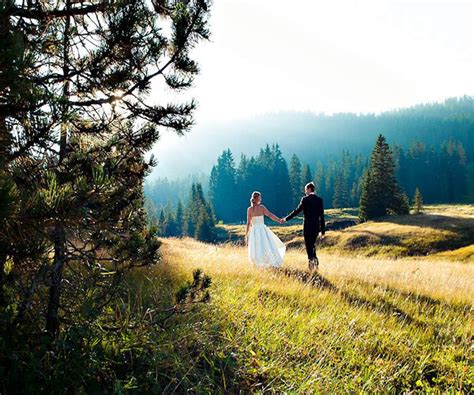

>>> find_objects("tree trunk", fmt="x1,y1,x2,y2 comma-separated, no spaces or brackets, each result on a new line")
46,226,66,335
0,254,5,307
0,113,9,308
45,0,71,336
0,0,11,307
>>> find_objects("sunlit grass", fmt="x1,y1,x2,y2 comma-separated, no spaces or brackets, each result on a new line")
162,238,474,303
433,244,474,262
137,238,473,392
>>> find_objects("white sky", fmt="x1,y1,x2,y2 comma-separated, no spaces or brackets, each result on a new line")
175,0,474,120
150,0,474,177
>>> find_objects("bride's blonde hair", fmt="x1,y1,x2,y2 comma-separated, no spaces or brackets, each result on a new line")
250,191,261,206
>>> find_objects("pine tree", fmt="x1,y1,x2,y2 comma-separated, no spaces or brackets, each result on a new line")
359,135,408,220
0,0,48,308
0,0,210,335
209,149,237,223
314,162,326,201
255,145,276,209
183,182,215,241
195,205,215,242
184,184,198,236
164,202,178,236
289,154,303,207
175,201,185,236
158,209,166,236
272,145,292,215
333,169,350,208
350,154,368,207
414,187,423,214
439,139,467,202
235,154,250,223
400,192,410,215
301,164,313,187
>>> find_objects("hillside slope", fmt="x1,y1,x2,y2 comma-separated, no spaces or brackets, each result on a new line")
321,205,474,260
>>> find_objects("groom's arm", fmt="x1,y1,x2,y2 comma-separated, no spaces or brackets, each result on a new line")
285,198,304,221
319,199,326,235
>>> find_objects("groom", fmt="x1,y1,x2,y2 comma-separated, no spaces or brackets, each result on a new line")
282,182,325,270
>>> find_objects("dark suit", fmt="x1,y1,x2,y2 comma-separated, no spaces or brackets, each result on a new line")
285,194,325,261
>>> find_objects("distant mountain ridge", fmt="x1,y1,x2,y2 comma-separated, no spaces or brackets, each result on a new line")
150,96,474,179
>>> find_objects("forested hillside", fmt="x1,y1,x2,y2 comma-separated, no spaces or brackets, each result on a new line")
147,135,469,224
149,96,474,179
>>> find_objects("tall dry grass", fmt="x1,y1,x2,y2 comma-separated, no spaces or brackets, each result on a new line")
162,238,474,303
149,238,473,392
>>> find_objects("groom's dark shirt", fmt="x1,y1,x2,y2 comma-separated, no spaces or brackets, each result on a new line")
285,194,325,235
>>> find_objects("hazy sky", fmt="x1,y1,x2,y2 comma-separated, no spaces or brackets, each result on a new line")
183,0,474,120
150,0,474,177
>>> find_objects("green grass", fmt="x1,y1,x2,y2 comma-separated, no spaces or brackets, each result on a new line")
432,244,474,261
123,238,473,393
3,206,473,393
67,205,472,392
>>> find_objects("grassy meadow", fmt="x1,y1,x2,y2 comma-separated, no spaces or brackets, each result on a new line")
219,204,474,262
123,235,473,392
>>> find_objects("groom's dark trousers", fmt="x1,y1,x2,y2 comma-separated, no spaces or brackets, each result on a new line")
285,194,325,261
304,226,318,261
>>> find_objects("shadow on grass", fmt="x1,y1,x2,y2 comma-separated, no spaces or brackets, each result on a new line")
375,283,472,314
122,264,247,394
274,267,425,327
383,213,474,232
337,229,402,247
377,214,474,246
1,262,246,393
319,213,474,256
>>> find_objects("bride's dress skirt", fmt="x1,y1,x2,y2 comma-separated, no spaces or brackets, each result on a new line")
247,216,286,267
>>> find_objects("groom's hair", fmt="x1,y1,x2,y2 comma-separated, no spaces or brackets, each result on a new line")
305,182,315,192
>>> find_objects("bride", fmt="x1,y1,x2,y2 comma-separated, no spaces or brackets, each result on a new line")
245,191,286,268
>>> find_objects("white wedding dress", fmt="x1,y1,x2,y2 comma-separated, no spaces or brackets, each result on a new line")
247,215,286,268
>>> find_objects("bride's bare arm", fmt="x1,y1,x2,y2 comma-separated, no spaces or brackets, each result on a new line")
262,206,281,223
245,208,251,241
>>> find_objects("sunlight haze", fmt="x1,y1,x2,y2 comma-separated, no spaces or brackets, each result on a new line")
151,0,474,178
187,0,473,120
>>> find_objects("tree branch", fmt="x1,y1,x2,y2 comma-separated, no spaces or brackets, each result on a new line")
8,2,107,20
